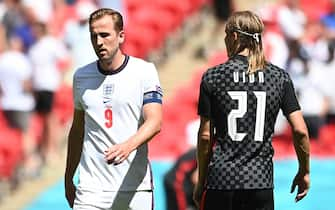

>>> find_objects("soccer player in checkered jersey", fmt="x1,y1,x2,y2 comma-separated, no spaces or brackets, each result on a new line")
193,11,310,210
64,8,162,210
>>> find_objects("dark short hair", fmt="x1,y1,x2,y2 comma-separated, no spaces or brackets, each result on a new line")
89,8,123,32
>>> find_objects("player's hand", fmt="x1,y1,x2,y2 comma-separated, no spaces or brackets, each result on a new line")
193,183,204,208
290,172,310,202
65,180,76,208
104,142,132,165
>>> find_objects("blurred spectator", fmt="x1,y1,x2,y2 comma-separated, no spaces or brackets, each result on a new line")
289,20,333,139
323,61,335,123
186,118,200,147
0,35,41,180
21,0,53,23
286,39,309,84
1,0,37,51
164,148,197,210
258,4,289,69
277,0,307,41
28,21,69,163
195,0,235,59
0,24,6,53
0,1,6,20
48,0,76,37
309,15,335,123
320,0,335,30
321,0,335,63
303,21,332,63
63,0,97,70
296,60,330,139
277,0,309,76
1,0,26,38
286,49,322,140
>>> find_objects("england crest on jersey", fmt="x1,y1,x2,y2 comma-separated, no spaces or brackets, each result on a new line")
103,84,114,108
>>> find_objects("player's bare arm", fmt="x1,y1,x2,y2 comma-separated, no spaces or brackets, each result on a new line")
104,103,162,164
193,116,211,207
65,109,85,208
287,110,310,202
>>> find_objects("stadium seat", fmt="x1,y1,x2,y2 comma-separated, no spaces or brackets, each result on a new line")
155,0,191,25
0,127,23,179
125,0,153,15
53,84,73,125
208,51,228,67
300,0,332,21
318,125,335,156
123,24,160,58
131,6,178,43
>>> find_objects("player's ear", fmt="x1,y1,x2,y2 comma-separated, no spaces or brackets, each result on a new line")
118,30,125,44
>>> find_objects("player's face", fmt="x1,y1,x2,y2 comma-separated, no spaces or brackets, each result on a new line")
90,15,124,62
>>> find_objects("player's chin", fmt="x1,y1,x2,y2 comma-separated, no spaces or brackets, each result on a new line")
99,55,112,62
98,54,108,60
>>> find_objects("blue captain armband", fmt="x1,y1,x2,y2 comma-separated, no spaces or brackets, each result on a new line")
143,91,163,105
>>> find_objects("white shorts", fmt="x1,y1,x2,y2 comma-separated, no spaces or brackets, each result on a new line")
73,188,153,210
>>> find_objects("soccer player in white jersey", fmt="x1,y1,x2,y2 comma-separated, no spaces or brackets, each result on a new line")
64,8,163,210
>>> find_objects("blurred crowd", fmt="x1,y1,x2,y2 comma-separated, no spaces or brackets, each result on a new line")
256,0,335,139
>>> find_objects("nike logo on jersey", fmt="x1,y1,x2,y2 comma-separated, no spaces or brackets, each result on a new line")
103,99,112,104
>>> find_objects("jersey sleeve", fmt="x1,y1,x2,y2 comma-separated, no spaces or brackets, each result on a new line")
143,63,163,105
281,76,301,116
73,72,83,110
198,76,211,118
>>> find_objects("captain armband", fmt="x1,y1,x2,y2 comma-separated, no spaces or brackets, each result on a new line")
143,91,163,105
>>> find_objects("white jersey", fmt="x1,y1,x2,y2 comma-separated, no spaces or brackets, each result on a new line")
73,55,162,192
0,51,35,111
29,36,68,91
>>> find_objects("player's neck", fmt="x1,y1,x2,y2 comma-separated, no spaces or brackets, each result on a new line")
238,49,250,57
99,51,125,72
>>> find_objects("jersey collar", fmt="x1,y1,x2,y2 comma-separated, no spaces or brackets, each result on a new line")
97,55,129,75
233,54,248,63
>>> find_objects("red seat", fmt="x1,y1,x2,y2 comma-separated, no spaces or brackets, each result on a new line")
0,128,23,178
155,0,191,24
131,6,177,43
208,51,228,67
149,122,189,159
300,0,332,21
123,23,160,58
125,0,153,15
53,84,74,125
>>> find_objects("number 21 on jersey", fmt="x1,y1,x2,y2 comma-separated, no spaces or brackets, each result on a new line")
227,91,266,142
